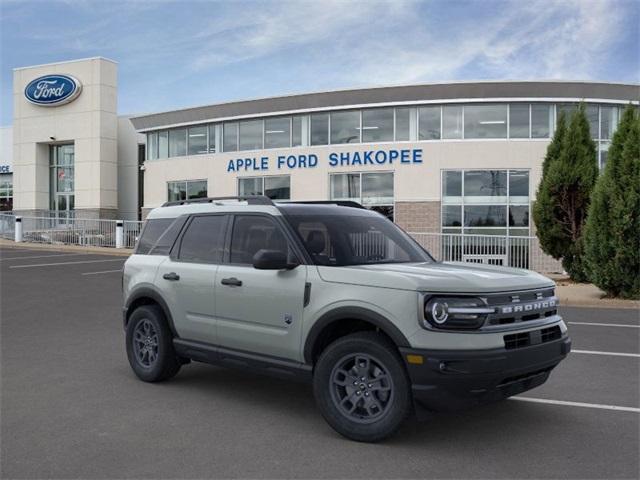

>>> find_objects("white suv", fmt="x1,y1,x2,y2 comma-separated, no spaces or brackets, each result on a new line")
122,196,570,442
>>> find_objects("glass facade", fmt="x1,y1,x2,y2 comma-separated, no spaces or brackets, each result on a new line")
442,169,530,236
0,173,12,211
49,144,75,217
167,180,208,202
143,103,623,169
238,175,290,200
330,172,394,220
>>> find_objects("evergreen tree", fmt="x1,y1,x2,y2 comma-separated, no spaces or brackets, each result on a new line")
584,106,640,298
533,104,598,281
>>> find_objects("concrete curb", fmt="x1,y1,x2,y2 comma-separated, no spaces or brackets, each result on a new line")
0,239,132,257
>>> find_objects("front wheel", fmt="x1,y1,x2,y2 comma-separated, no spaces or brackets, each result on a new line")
125,305,181,382
313,332,412,442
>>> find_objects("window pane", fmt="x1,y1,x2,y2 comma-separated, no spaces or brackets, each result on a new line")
223,122,238,152
442,106,463,139
208,124,216,153
310,113,329,145
509,170,529,198
464,205,507,227
149,217,188,256
147,132,158,160
330,174,360,200
395,108,411,141
158,131,168,159
239,120,263,150
599,142,610,170
167,181,186,202
464,104,507,139
362,172,393,205
292,116,303,146
419,106,441,140
509,104,529,138
600,106,619,140
330,110,360,144
230,215,289,264
464,170,507,200
56,167,74,192
264,176,290,199
509,206,529,227
187,180,207,199
531,104,552,138
188,126,208,155
264,117,291,149
443,205,462,227
442,171,462,197
136,218,174,255
557,103,577,123
586,104,599,139
169,129,187,157
238,177,262,196
362,108,393,142
179,215,226,263
369,205,394,222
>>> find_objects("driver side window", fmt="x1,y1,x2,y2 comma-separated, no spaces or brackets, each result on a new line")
229,215,291,265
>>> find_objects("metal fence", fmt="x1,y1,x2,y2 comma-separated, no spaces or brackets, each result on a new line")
408,232,563,273
0,213,15,240
123,220,143,249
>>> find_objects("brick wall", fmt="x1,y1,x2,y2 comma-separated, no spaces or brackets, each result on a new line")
395,201,441,232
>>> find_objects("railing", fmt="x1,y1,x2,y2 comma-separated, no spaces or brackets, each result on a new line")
123,220,143,249
408,232,563,273
0,213,15,240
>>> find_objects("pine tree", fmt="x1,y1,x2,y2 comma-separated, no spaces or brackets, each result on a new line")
533,104,598,281
584,106,640,298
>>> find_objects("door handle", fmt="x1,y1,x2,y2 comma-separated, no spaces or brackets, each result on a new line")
163,272,180,281
221,277,242,287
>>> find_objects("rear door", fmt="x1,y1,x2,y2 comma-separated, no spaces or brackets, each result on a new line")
214,214,307,361
157,214,228,345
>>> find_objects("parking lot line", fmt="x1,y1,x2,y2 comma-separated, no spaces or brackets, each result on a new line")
0,253,87,261
568,321,640,328
81,269,122,275
513,397,640,413
572,349,640,358
9,259,125,269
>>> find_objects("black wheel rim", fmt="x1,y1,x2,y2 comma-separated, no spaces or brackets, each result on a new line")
329,353,394,424
132,319,159,368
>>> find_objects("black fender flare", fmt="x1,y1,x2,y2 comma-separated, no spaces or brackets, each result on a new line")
124,287,179,337
303,306,411,364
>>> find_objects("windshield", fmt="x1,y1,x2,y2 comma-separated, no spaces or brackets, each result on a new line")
284,212,433,266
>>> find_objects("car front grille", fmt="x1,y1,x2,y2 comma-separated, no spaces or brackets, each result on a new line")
484,288,558,327
504,325,562,350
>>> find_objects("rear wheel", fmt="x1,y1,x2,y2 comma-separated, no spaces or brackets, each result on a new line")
126,305,181,382
313,332,411,442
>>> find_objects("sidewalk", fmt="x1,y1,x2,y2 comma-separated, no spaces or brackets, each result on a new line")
1,239,638,310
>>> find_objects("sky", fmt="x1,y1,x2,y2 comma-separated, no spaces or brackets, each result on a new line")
0,0,638,126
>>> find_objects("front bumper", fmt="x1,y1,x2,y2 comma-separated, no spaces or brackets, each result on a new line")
399,335,571,413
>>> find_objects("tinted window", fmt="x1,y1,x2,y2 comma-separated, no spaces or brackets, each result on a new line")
230,215,290,264
531,104,552,138
442,106,463,139
330,111,360,144
362,108,393,142
264,176,290,200
223,122,238,152
188,126,207,155
178,215,226,263
464,104,507,139
265,117,291,149
136,218,174,255
149,217,187,255
419,106,440,140
239,120,263,150
509,104,529,138
310,113,329,145
169,128,187,157
395,107,411,141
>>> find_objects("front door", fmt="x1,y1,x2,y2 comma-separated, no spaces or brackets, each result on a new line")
157,214,227,345
215,214,307,361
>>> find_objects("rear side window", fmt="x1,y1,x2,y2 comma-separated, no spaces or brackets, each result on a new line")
148,216,187,256
177,215,227,263
136,218,174,255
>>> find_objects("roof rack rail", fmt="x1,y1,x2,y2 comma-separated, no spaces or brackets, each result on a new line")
162,195,274,207
281,200,366,209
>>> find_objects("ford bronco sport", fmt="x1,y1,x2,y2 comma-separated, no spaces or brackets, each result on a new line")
122,196,570,442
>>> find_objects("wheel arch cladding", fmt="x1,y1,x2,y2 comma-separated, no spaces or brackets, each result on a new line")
125,288,178,337
304,307,410,364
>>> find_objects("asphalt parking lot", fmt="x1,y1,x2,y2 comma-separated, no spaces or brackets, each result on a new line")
1,245,638,479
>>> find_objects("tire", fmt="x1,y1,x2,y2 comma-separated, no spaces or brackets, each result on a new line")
313,331,412,442
125,304,181,382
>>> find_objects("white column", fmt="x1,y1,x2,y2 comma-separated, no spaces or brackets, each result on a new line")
14,217,23,243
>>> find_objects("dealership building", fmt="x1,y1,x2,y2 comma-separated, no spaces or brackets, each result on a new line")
5,57,638,241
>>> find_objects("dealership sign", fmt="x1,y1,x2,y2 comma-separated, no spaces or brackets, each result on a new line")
226,148,423,172
24,75,82,106
0,165,11,174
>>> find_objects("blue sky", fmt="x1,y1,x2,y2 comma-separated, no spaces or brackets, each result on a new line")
1,0,638,126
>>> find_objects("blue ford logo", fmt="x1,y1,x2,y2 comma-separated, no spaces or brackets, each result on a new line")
24,74,82,106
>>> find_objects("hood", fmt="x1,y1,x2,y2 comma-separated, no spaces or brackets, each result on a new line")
316,261,554,293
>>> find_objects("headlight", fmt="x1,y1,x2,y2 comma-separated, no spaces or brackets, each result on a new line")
423,297,494,330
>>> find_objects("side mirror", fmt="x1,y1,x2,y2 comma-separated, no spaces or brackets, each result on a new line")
252,249,298,270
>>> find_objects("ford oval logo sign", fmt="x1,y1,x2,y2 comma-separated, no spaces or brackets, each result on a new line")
24,74,82,106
